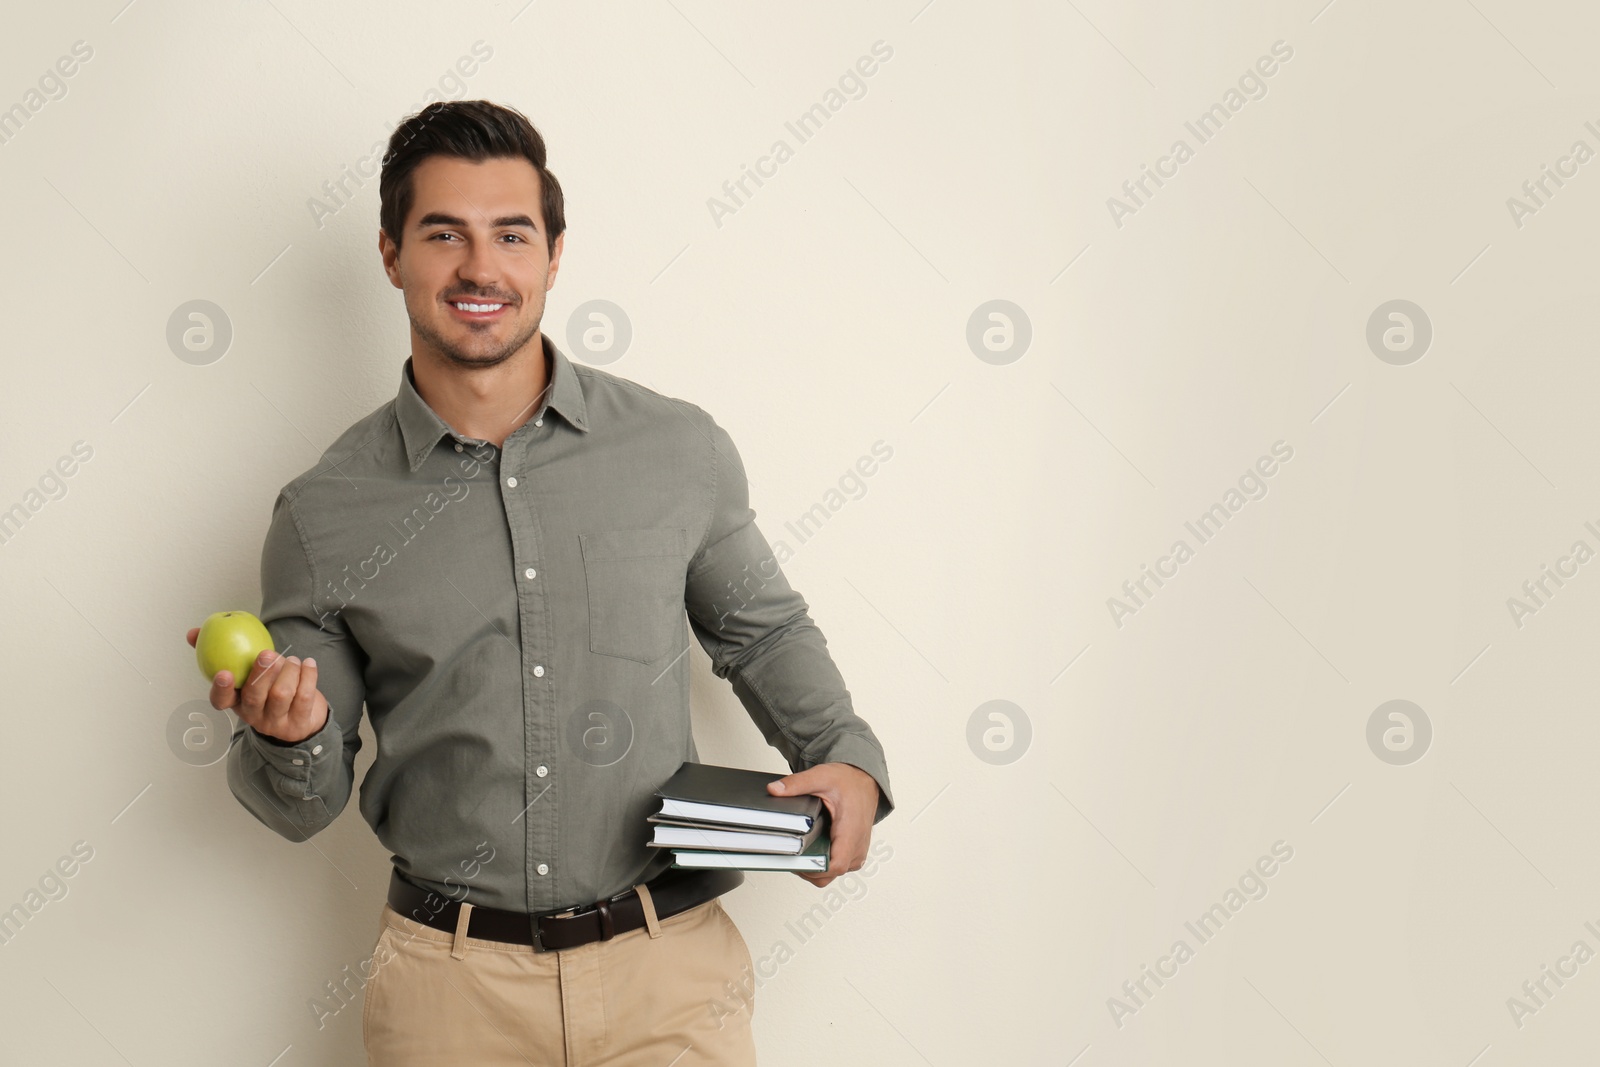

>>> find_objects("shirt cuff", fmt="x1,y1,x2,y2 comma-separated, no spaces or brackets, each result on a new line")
246,715,339,778
802,735,894,824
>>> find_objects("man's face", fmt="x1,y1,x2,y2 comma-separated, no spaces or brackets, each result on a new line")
380,154,563,369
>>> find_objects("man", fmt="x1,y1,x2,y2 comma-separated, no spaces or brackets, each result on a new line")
182,100,893,1065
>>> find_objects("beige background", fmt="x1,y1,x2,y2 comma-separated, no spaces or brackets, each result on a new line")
2,0,1596,1063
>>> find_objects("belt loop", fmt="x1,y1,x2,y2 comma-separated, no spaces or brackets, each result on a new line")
451,902,474,960
635,883,663,939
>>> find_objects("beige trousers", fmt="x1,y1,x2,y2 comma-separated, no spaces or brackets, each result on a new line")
362,890,757,1066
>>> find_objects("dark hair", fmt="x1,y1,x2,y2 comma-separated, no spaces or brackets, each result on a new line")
379,99,565,257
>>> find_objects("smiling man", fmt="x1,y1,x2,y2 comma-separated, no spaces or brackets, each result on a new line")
185,100,894,1065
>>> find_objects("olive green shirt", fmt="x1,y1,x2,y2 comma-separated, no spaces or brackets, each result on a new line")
226,334,893,913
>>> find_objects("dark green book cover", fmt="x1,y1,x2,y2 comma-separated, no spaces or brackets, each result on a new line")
654,761,823,831
671,830,831,872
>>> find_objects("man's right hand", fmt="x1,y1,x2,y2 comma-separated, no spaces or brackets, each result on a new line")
185,628,329,744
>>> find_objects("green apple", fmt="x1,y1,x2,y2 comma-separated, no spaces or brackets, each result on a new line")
196,610,276,689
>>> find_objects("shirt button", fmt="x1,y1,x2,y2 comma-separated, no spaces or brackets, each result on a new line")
534,419,543,427
533,665,545,678
506,476,518,488
536,764,548,777
291,758,304,766
524,567,537,580
454,442,464,452
536,863,549,876
312,745,323,755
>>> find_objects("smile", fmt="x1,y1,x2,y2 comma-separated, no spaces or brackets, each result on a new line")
448,300,510,320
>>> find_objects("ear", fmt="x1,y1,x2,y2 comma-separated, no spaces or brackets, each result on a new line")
379,228,403,289
545,230,565,291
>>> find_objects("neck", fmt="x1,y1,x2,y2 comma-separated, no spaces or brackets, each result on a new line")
411,336,551,449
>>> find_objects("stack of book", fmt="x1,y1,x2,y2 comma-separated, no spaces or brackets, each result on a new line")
648,762,832,871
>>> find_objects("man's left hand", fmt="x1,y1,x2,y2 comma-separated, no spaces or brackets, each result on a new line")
767,762,879,888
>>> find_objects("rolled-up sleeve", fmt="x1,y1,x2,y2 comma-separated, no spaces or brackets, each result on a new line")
226,488,367,840
683,411,894,824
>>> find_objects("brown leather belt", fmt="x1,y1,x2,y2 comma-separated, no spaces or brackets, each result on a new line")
386,865,744,952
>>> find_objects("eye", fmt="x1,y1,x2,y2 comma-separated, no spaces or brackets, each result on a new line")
430,232,460,242
501,234,526,244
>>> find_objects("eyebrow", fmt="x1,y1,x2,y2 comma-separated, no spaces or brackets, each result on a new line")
416,212,538,231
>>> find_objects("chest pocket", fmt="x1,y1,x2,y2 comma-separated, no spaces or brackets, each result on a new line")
579,527,689,665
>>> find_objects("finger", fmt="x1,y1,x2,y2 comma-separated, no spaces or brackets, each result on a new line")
239,650,287,715
824,819,866,872
210,670,240,712
186,627,199,648
827,845,860,877
262,657,303,725
767,766,826,796
288,656,318,726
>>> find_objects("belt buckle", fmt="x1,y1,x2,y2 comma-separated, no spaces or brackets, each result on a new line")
534,905,577,953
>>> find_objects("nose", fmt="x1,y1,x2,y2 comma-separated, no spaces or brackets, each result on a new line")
458,238,502,291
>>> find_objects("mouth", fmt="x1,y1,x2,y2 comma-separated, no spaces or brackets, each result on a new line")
446,298,512,322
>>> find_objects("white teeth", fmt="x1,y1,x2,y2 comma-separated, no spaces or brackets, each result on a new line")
453,302,504,312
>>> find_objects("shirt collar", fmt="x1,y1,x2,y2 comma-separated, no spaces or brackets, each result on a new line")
395,333,590,472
